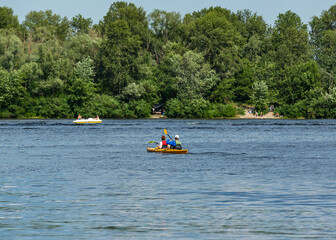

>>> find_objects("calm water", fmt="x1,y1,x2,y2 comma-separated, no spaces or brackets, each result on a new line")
1,119,336,239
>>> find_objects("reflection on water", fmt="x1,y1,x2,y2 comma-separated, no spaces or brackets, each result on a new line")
1,119,336,239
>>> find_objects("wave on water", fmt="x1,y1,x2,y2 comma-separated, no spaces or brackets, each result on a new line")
230,121,336,126
0,121,74,127
185,126,218,130
189,151,246,156
92,225,140,232
187,122,202,125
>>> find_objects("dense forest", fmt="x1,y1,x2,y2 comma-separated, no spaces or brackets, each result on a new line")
0,2,336,119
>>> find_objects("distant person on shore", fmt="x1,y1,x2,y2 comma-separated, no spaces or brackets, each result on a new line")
260,112,263,118
255,112,258,118
275,112,279,117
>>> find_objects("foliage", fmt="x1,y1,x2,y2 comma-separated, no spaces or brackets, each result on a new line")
163,50,220,101
0,3,336,119
23,10,70,41
149,9,182,43
0,7,19,29
0,69,25,108
166,98,210,118
271,11,310,68
307,88,336,118
208,103,236,118
310,5,336,91
183,7,245,79
252,80,268,112
70,14,93,35
0,30,23,70
96,2,146,94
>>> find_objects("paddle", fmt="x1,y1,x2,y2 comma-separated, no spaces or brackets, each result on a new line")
148,141,159,147
164,128,173,140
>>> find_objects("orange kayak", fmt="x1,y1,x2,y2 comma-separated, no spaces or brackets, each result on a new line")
147,147,188,154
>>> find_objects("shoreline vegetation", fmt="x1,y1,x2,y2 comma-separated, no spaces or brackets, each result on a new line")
1,3,336,119
0,109,282,120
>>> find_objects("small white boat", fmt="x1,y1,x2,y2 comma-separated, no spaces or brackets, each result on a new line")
73,118,102,124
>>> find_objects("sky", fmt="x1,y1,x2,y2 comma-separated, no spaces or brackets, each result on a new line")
1,0,335,26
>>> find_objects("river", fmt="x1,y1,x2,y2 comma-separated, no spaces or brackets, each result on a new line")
1,119,336,239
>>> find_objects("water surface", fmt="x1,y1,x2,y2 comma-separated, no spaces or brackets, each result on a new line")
1,119,336,239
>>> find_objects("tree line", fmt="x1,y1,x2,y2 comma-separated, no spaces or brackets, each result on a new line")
0,2,336,118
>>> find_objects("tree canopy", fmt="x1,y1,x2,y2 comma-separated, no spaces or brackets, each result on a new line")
1,2,336,119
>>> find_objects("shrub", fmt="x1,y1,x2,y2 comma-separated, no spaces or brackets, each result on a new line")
208,103,236,118
166,98,210,118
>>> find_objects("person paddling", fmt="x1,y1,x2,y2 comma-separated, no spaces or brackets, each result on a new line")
159,135,168,149
167,135,182,150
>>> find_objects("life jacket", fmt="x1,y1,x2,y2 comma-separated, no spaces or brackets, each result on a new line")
173,140,182,150
162,140,168,148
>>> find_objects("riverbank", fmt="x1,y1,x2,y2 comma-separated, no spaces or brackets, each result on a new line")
238,110,280,119
150,114,166,119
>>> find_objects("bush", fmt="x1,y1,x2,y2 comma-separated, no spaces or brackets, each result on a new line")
81,96,151,118
306,96,336,119
7,105,25,118
82,94,121,118
0,110,11,118
277,103,306,118
208,103,236,118
166,98,210,118
165,98,185,118
33,97,72,118
132,100,151,118
236,107,245,116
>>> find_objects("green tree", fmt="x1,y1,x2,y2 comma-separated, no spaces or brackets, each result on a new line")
307,87,336,118
0,30,23,70
67,57,96,113
271,11,310,68
210,78,236,103
99,1,148,42
252,80,268,112
182,7,245,79
96,2,147,94
310,5,336,50
310,5,336,91
23,10,70,40
74,56,95,80
70,14,93,35
66,33,100,62
0,69,25,109
0,7,19,29
279,61,320,105
149,9,182,44
148,9,182,63
19,62,42,92
237,9,268,40
166,50,220,101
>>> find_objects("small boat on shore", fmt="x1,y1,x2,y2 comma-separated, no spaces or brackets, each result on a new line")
147,147,188,154
73,118,102,124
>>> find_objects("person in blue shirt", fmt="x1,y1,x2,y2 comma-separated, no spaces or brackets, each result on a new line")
166,135,182,150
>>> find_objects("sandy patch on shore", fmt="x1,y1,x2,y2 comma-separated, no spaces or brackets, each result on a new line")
150,114,166,119
239,110,279,119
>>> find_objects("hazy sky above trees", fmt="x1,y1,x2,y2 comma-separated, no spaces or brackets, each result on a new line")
2,0,336,25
